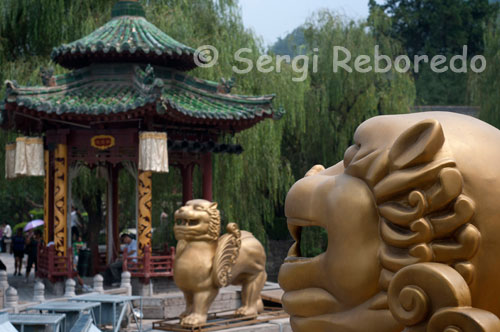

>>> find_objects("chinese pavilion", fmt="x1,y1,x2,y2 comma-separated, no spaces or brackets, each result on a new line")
1,0,282,282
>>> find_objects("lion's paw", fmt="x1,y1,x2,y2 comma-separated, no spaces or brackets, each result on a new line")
179,310,191,319
235,306,258,317
180,313,207,327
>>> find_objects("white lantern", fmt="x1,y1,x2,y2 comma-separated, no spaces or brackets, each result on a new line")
14,137,45,177
138,132,169,173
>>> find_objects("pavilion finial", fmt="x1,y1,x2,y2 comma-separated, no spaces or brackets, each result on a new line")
111,0,145,18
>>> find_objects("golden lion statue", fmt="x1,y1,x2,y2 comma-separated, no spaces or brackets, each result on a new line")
280,112,500,332
173,199,267,327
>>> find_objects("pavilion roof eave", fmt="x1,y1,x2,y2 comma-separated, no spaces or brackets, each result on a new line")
2,100,278,136
2,64,283,134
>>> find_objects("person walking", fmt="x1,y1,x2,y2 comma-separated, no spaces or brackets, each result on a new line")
25,229,41,281
11,228,25,276
70,206,82,240
2,223,12,253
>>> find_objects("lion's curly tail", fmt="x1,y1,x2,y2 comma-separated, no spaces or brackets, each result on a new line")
212,223,242,287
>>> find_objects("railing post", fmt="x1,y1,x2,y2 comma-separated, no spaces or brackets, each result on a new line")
5,287,18,312
65,278,76,297
0,270,9,292
33,281,45,302
93,274,104,294
120,271,132,296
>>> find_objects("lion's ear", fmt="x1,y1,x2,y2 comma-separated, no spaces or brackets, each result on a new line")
210,202,218,210
389,119,445,171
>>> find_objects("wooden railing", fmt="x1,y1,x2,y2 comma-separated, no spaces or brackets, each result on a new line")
37,243,76,282
123,244,175,283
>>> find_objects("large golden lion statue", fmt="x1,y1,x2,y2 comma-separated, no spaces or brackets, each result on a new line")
279,112,500,332
173,199,267,327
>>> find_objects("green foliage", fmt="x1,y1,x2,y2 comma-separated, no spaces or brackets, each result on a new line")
271,27,307,56
29,208,44,220
286,11,415,253
13,221,27,234
369,0,499,105
470,22,500,126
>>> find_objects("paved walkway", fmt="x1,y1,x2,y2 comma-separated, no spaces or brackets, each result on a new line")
0,252,94,303
0,251,40,302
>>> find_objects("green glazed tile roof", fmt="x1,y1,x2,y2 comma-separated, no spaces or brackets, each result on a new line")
4,64,282,126
51,1,199,70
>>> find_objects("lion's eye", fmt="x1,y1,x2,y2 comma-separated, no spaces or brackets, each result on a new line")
188,220,199,226
194,206,203,210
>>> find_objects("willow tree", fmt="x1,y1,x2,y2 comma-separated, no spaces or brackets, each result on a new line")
291,10,416,256
470,22,500,127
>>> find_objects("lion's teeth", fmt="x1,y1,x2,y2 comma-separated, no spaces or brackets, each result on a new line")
288,224,301,242
287,242,301,258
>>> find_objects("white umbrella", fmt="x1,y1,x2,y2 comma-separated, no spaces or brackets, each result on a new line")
23,219,44,232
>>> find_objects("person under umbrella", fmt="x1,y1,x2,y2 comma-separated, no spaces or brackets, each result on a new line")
23,219,44,233
25,229,41,282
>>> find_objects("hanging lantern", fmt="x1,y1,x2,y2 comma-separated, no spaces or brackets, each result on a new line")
14,137,45,177
5,143,16,179
138,132,169,173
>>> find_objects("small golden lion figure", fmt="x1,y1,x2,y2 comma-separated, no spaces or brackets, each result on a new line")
173,199,267,327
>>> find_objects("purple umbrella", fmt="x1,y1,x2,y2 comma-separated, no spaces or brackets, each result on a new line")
23,219,44,232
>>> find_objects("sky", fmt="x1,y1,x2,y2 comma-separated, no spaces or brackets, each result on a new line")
239,0,373,47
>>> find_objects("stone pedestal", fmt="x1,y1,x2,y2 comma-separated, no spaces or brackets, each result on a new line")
65,278,76,297
5,287,18,311
93,274,104,293
135,287,242,320
33,281,45,302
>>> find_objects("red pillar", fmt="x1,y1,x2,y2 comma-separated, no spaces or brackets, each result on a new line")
111,165,120,261
181,164,194,204
202,153,213,202
47,150,55,243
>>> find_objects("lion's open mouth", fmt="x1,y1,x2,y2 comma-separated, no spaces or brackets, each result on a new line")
175,219,200,226
285,218,324,263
